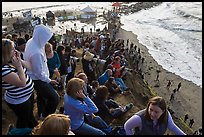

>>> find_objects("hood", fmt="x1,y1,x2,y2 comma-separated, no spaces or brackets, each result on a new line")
32,25,53,49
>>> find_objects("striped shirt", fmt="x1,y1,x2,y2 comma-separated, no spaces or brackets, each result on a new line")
2,65,34,104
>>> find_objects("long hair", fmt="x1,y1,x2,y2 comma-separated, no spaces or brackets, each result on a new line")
66,78,85,98
32,114,71,135
95,85,109,101
144,96,168,124
2,39,13,66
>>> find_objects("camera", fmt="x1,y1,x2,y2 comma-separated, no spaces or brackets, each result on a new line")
53,82,64,91
93,58,106,65
70,56,80,62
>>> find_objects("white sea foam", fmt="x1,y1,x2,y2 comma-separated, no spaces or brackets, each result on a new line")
121,2,202,87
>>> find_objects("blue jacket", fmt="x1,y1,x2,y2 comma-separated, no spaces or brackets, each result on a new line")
98,71,110,85
64,93,98,130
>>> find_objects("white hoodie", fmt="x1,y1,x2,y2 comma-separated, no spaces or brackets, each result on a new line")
24,25,53,83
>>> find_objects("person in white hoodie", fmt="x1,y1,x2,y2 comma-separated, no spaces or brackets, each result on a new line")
24,25,59,119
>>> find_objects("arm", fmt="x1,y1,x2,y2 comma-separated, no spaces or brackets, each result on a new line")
2,56,26,87
124,114,142,135
31,53,51,83
2,67,26,87
21,59,32,71
167,111,186,135
54,51,61,69
73,90,98,114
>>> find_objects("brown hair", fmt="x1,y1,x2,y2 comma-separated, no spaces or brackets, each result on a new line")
144,96,168,124
114,56,121,61
2,39,13,66
66,78,85,98
95,85,109,101
32,114,71,135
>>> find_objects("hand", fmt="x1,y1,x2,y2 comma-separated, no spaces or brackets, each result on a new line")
76,89,86,99
50,79,59,85
91,114,96,119
11,55,22,68
15,50,21,58
119,106,125,112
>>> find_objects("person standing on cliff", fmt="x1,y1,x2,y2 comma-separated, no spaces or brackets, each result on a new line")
177,82,181,91
184,114,188,123
166,80,171,90
189,119,195,128
155,72,159,81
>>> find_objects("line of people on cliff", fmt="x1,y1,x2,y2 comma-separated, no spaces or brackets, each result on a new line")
2,24,187,135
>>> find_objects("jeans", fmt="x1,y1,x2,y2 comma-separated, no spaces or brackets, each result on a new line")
115,78,128,91
7,93,38,128
33,80,59,117
73,114,109,135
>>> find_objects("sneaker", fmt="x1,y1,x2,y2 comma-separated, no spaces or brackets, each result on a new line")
124,103,133,112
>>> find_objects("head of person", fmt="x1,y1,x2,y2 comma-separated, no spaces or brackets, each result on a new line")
91,80,99,89
2,39,16,65
76,72,88,84
71,49,77,56
95,85,109,101
45,42,53,55
107,76,115,84
24,33,30,41
105,69,113,77
32,114,71,135
56,45,65,55
6,34,12,40
16,38,26,52
12,33,18,42
145,96,167,124
65,46,72,55
32,25,53,49
66,78,85,99
114,56,121,63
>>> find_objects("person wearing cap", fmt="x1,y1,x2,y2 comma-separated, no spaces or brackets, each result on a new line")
16,37,26,60
82,51,96,83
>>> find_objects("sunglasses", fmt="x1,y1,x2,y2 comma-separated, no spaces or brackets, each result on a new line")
3,39,10,47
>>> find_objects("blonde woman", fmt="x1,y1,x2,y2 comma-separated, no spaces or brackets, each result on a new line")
45,42,61,80
2,39,37,128
32,114,74,135
64,78,111,135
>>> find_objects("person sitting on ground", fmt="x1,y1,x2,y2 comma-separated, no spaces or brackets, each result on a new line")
104,77,122,98
98,68,130,93
124,96,186,135
64,78,111,135
93,85,133,124
82,51,96,83
98,69,113,85
111,56,129,92
32,114,74,135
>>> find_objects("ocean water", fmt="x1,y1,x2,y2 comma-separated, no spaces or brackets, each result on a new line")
2,2,202,87
120,2,202,87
